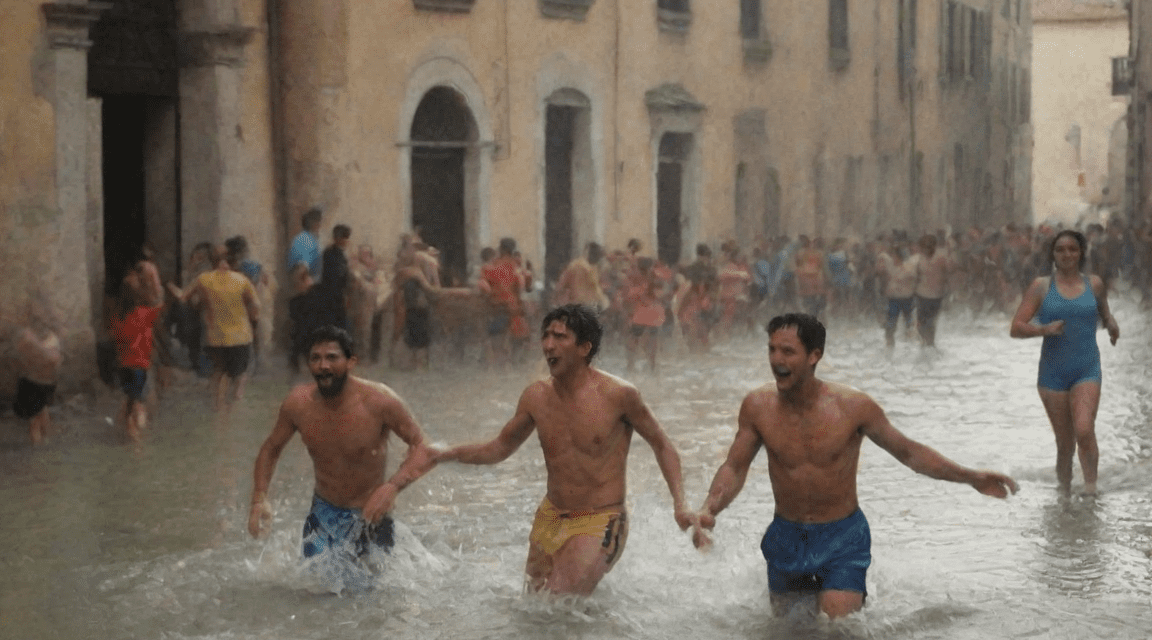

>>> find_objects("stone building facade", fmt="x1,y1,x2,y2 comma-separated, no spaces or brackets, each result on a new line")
1031,0,1128,224
1127,0,1152,222
1,0,1032,392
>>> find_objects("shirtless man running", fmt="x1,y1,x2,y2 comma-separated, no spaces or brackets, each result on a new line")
247,325,436,574
436,303,696,595
694,313,1017,618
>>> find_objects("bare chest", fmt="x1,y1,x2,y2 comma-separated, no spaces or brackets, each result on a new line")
534,400,628,459
762,409,861,468
298,407,388,461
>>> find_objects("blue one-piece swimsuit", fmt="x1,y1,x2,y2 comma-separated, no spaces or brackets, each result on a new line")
1036,275,1101,391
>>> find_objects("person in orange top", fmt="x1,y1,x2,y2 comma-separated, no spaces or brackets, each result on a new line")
111,281,163,441
676,244,717,354
481,238,528,365
169,245,260,412
624,257,668,372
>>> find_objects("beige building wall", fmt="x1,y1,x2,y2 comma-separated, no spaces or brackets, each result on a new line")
1032,2,1128,224
1,0,1033,390
305,0,1031,277
0,0,277,396
1132,0,1151,221
0,2,61,393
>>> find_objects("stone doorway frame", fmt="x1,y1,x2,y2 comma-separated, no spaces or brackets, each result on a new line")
398,56,495,282
646,83,704,266
541,88,595,290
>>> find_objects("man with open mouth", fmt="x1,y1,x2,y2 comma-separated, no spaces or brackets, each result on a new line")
694,312,1018,618
435,303,697,596
247,325,437,589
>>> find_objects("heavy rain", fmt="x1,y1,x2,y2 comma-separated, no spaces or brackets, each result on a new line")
4,0,1152,639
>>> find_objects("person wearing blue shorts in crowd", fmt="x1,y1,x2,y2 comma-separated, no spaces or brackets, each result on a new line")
247,326,437,589
1011,229,1120,496
693,313,1018,618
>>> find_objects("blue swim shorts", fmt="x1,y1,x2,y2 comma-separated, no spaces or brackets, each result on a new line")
761,508,871,596
302,494,395,561
486,313,510,336
118,367,148,402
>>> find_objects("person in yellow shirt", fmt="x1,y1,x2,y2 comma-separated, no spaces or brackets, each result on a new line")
168,245,260,412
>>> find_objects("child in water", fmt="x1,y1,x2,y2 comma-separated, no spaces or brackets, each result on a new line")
111,280,163,441
14,301,62,445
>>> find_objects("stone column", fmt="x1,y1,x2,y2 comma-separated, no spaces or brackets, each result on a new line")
41,1,110,389
177,24,257,251
276,0,348,223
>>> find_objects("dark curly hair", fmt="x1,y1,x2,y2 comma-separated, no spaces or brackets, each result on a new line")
541,304,602,363
309,325,354,359
766,313,826,355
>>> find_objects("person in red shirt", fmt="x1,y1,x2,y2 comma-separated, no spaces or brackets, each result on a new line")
480,238,528,366
111,281,163,441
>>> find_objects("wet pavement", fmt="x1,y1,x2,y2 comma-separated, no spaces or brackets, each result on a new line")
2,295,1151,639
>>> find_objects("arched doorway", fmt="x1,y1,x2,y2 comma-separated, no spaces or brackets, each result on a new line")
410,86,477,285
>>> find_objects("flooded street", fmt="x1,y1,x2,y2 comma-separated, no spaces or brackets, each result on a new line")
3,297,1152,640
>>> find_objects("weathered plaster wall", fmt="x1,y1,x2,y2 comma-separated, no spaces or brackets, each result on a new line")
1031,17,1128,223
1,3,59,320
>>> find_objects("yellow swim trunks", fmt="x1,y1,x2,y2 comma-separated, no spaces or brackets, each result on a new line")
528,497,628,562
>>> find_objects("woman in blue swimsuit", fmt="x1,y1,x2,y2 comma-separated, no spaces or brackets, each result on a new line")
1010,230,1120,495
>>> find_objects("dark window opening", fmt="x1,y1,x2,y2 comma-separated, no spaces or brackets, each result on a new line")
545,105,578,288
1112,56,1132,96
410,87,474,284
829,0,850,70
897,0,917,97
657,0,692,32
657,132,692,267
539,0,595,21
941,1,987,85
412,0,477,13
657,164,684,267
764,168,781,238
102,96,149,296
740,0,761,40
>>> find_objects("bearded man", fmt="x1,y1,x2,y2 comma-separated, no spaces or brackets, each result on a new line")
247,325,437,579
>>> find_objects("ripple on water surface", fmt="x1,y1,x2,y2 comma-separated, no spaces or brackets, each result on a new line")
2,303,1151,639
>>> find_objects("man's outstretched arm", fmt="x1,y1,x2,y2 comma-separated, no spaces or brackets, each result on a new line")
861,396,1018,498
437,388,537,465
